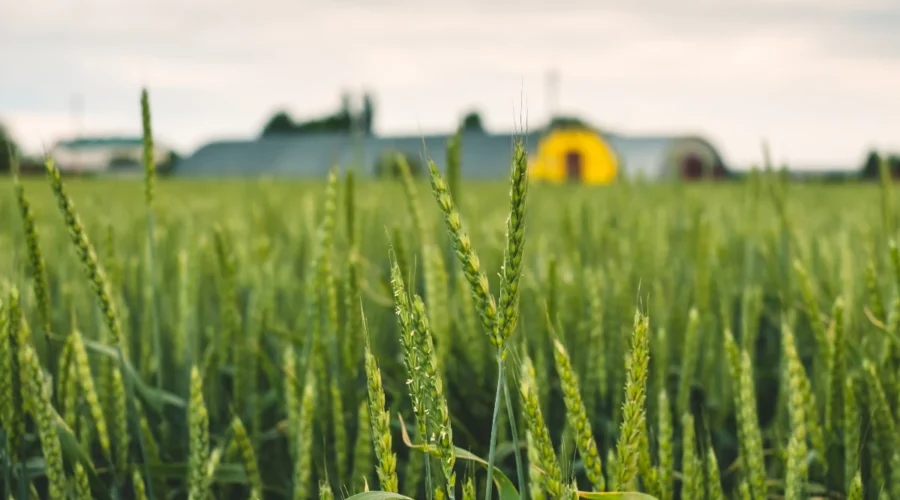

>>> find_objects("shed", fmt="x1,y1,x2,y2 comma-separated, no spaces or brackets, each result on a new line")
605,134,729,181
51,136,173,174
175,129,731,182
174,134,349,177
363,132,535,179
175,131,535,180
528,127,619,184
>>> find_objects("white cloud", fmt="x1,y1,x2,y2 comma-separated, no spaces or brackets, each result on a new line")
0,110,139,152
77,54,244,91
2,112,76,153
1,0,899,169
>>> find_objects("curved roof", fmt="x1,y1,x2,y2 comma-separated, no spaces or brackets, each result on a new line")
365,132,539,179
56,137,144,148
606,134,728,180
175,131,541,179
175,134,349,177
605,135,676,180
175,128,728,181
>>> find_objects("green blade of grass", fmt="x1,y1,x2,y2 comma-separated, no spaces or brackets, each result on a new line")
400,413,520,500
344,493,416,500
80,338,186,410
577,493,661,500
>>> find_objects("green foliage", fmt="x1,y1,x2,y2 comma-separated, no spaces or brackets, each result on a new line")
261,91,376,137
862,150,900,179
0,141,896,499
0,123,20,173
345,493,415,500
374,151,423,179
460,111,484,133
547,115,595,131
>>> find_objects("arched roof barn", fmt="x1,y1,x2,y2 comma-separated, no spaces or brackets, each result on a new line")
174,129,731,182
605,134,730,181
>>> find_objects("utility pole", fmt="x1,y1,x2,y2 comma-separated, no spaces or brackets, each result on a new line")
545,66,560,124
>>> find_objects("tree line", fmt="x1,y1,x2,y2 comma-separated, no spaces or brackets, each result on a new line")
3,96,896,178
259,91,487,137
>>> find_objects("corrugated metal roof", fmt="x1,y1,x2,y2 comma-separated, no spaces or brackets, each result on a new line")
606,134,727,180
175,135,339,177
605,135,677,180
175,131,541,179
175,129,727,180
57,137,144,148
362,132,541,179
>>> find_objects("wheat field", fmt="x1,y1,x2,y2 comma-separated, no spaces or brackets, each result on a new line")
0,93,895,500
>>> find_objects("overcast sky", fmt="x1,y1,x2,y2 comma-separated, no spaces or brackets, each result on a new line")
2,0,899,169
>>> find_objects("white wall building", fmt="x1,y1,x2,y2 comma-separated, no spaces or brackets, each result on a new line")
50,137,173,174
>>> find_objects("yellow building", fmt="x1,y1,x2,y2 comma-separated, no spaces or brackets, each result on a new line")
528,127,619,184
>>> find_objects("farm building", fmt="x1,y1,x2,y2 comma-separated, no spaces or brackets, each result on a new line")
176,134,351,178
174,127,731,182
605,134,729,181
528,127,619,185
50,136,174,174
176,131,541,180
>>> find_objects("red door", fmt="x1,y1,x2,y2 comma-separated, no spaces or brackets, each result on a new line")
565,150,582,182
682,154,704,179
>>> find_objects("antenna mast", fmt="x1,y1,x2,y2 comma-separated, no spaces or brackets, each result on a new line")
546,66,560,123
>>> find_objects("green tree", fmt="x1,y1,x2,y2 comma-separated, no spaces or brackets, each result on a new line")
0,122,21,173
548,115,592,130
460,111,484,132
361,92,375,135
259,92,376,137
261,111,296,136
861,150,900,179
159,151,181,174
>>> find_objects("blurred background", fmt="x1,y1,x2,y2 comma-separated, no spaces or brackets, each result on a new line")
1,0,899,180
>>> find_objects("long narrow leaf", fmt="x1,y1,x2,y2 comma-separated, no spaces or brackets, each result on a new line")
399,414,520,500
345,493,415,500
81,338,186,410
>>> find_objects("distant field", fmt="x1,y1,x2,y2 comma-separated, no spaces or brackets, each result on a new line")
0,172,893,499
